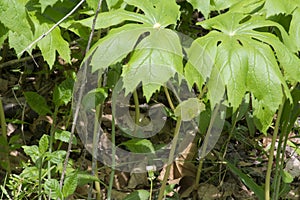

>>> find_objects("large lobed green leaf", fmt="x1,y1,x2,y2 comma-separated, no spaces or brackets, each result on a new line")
0,0,33,54
29,13,71,68
187,0,210,19
79,9,151,29
122,28,183,100
24,92,52,116
186,12,295,133
0,0,32,39
263,0,300,17
124,0,180,27
39,0,61,13
88,24,150,73
290,8,300,52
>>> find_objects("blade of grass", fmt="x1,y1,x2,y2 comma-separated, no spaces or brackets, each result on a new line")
226,162,265,200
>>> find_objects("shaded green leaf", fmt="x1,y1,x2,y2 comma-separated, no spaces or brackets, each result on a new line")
0,22,8,45
39,0,61,13
77,172,101,186
227,162,265,200
175,98,205,121
124,190,150,200
24,92,52,115
121,139,155,153
53,78,74,107
82,88,108,111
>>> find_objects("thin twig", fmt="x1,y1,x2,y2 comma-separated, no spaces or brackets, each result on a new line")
18,0,86,57
0,97,11,175
0,54,42,69
59,0,103,190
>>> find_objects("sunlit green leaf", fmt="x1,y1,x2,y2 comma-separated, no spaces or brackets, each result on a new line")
0,0,32,39
44,179,63,199
22,145,40,163
124,0,180,27
79,9,151,29
55,130,77,145
88,24,149,73
188,12,293,133
106,0,122,9
211,0,244,11
187,0,210,19
28,12,71,68
263,0,300,16
290,8,300,51
39,134,49,154
229,0,265,14
63,172,78,198
122,29,183,101
8,31,33,57
185,32,218,90
46,150,66,164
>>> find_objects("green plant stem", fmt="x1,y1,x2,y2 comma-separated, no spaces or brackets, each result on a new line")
265,97,285,200
157,116,181,200
92,104,102,200
59,0,103,193
164,86,175,110
195,103,221,189
197,85,207,100
48,106,58,179
0,97,11,174
92,71,103,200
273,123,288,200
107,113,116,200
133,90,140,125
38,157,44,200
47,106,58,199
